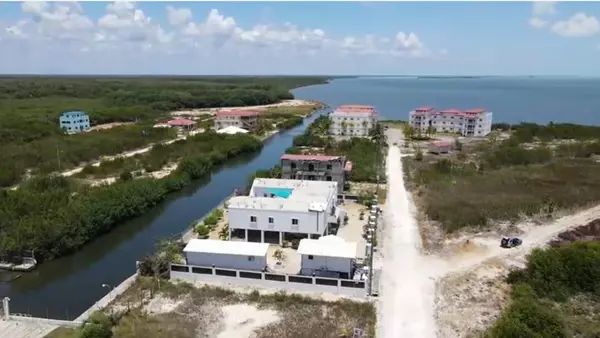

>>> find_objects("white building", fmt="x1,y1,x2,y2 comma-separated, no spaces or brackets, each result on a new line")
227,178,341,245
409,106,493,137
297,236,358,279
328,105,378,137
183,239,269,271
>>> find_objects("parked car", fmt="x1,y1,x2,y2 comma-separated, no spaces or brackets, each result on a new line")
500,237,522,248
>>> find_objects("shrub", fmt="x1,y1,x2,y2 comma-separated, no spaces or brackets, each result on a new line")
195,224,210,237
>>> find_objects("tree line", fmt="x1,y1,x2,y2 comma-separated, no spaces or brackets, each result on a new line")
0,133,263,261
0,76,327,187
486,241,600,337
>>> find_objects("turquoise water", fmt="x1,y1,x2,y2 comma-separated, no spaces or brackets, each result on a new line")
266,188,294,198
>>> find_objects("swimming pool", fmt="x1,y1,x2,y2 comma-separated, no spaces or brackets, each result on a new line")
265,187,294,199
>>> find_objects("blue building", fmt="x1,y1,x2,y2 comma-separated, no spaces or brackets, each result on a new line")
59,111,91,133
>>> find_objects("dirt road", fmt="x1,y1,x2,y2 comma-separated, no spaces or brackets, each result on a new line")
377,129,438,338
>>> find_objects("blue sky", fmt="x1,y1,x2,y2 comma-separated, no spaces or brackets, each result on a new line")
0,1,599,75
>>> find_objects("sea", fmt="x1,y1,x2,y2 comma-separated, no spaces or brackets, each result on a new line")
293,77,600,125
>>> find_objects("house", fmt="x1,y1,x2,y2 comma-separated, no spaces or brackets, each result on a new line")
280,154,352,194
167,118,196,131
215,110,259,131
408,107,493,137
183,239,269,271
227,178,341,245
59,111,91,133
428,141,452,154
297,235,358,279
328,105,378,137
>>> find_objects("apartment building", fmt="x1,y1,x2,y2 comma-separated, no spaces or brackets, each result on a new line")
59,111,91,133
280,154,352,194
214,110,259,131
328,105,378,137
226,178,342,245
408,107,493,137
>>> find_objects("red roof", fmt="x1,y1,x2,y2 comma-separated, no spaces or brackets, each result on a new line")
216,110,260,117
415,106,435,112
464,108,486,114
439,109,463,114
281,154,343,161
334,105,377,115
167,118,196,126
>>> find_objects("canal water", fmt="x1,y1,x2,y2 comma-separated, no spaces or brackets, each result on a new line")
0,86,327,319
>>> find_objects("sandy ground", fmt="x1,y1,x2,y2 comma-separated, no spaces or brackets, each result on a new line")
88,122,135,131
336,201,367,259
171,99,316,117
377,129,438,338
60,129,204,178
433,204,600,337
217,304,280,338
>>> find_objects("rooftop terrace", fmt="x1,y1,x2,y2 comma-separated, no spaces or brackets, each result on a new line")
227,178,338,213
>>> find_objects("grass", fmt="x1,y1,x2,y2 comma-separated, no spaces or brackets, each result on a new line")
404,135,600,232
44,328,78,338
262,104,320,117
91,277,376,338
379,120,406,128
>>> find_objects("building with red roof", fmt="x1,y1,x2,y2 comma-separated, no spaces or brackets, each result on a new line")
215,110,260,131
408,106,493,137
167,118,197,131
280,153,352,193
329,104,379,137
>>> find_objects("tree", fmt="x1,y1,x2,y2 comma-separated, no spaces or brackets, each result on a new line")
272,249,286,263
218,224,229,240
195,223,210,238
402,124,414,140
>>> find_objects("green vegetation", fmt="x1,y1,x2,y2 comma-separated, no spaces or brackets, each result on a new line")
0,76,327,187
246,165,283,189
0,134,262,261
62,277,376,338
404,122,600,232
75,131,262,179
289,116,386,183
486,241,600,338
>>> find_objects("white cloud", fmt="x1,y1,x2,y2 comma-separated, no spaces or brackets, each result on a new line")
0,2,440,74
529,1,556,29
551,12,600,37
532,1,556,17
166,6,192,26
529,17,548,28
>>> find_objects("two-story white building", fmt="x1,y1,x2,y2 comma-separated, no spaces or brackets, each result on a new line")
408,107,493,137
328,105,378,137
227,178,341,245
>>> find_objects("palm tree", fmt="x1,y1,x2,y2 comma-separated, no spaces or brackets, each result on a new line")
402,123,414,140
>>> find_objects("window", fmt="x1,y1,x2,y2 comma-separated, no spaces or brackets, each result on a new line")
268,217,274,224
326,176,332,181
291,163,296,169
308,255,314,260
326,164,332,170
292,218,299,225
250,216,257,222
248,256,255,261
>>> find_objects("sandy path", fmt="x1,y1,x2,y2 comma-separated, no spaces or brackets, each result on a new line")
171,99,317,117
377,131,437,338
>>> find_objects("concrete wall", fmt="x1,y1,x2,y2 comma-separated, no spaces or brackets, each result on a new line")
9,315,81,328
170,263,367,299
300,255,353,276
228,205,330,235
185,252,267,271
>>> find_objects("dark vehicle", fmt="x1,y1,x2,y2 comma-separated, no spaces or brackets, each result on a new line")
500,237,522,248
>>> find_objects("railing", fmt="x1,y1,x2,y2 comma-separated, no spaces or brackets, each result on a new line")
169,263,367,298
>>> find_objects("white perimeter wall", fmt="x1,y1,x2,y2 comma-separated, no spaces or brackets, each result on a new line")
170,264,367,299
185,252,267,271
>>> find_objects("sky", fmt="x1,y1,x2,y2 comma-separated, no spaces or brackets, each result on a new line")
0,1,599,76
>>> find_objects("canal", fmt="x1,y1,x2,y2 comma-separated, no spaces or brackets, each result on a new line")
0,86,329,319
